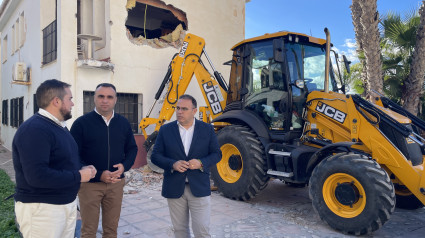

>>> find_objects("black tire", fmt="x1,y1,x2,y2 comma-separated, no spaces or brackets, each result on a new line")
309,153,395,236
394,185,424,210
143,132,163,174
211,125,269,201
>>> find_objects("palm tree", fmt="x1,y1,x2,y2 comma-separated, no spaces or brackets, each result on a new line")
403,1,425,115
380,1,425,115
351,0,384,99
350,0,368,96
380,11,417,102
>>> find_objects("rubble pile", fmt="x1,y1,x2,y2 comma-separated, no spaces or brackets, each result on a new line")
127,24,186,49
124,166,163,194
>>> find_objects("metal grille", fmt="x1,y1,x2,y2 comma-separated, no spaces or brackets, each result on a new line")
10,97,23,128
42,20,57,64
33,94,39,114
2,100,8,125
83,91,142,134
115,93,140,133
83,92,95,115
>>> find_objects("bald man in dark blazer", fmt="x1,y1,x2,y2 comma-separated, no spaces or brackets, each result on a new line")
151,94,221,238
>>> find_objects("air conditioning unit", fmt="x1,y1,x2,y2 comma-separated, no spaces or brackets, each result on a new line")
12,62,27,82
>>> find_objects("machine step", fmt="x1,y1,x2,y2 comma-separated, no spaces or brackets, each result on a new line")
268,149,291,156
267,169,293,177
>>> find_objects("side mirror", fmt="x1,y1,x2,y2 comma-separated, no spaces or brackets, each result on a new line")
343,55,351,74
294,79,305,89
240,87,249,96
223,60,233,66
339,84,346,94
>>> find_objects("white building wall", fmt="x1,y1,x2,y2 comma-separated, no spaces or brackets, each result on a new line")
107,0,245,122
57,0,78,108
0,0,246,149
40,0,55,29
0,0,63,149
3,1,33,148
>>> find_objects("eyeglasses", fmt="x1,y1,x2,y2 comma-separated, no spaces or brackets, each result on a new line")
176,106,194,111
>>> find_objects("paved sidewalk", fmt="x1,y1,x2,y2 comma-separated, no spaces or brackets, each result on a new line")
115,181,425,238
116,183,343,238
2,144,425,238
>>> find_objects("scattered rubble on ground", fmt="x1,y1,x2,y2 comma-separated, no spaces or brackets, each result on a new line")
124,166,163,194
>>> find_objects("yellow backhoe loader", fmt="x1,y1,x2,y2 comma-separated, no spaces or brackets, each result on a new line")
139,29,425,235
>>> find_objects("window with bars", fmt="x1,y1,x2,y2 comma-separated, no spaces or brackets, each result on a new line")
2,100,8,125
42,20,57,64
33,94,39,114
83,91,142,134
10,97,24,128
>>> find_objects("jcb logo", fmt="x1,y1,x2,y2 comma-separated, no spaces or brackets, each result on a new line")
179,41,188,58
315,102,346,123
203,82,223,115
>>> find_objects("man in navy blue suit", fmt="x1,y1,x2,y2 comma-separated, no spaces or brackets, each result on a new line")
151,94,221,238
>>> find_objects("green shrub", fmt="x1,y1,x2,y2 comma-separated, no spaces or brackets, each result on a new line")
0,170,20,238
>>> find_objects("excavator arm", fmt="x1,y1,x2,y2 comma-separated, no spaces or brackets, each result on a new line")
139,33,228,139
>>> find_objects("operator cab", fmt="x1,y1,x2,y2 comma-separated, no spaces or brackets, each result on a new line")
226,32,338,136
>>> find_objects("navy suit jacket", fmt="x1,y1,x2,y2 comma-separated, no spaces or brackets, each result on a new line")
151,119,221,198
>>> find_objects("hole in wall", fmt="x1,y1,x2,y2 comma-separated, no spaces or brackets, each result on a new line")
126,0,188,48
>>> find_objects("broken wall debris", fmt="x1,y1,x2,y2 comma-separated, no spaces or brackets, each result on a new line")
126,0,187,49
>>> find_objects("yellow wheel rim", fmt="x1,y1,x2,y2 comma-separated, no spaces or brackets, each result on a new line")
323,173,366,218
217,144,243,183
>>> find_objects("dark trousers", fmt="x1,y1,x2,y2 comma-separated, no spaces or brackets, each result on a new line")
78,179,125,238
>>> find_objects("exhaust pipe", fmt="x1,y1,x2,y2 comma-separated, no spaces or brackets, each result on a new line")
324,28,331,93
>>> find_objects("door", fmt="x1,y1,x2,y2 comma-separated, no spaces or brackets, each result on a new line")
243,40,289,131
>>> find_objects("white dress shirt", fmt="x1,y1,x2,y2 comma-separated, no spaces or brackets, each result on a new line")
94,108,115,126
177,119,195,156
38,108,67,128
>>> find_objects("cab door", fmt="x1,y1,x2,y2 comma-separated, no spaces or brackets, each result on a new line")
242,39,290,131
